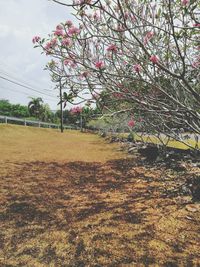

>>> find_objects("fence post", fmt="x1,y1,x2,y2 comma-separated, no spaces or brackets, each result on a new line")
24,119,26,126
39,122,41,128
5,116,7,124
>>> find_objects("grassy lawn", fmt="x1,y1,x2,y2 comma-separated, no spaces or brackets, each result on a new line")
0,124,200,266
0,124,125,163
118,132,199,150
134,134,198,150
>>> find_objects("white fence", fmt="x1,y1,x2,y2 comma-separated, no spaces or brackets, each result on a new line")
0,115,71,129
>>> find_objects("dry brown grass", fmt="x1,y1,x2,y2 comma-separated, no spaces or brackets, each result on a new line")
0,124,200,266
0,124,125,163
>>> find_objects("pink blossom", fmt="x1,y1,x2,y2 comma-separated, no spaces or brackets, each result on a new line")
44,42,51,50
133,64,142,73
68,26,80,36
192,61,200,68
61,38,72,46
56,24,63,30
150,55,159,64
106,44,118,53
181,0,189,5
193,23,200,27
93,12,100,21
51,38,57,46
65,20,73,27
95,61,105,69
70,106,83,114
32,36,40,44
54,29,64,36
146,32,154,39
44,38,57,52
63,59,71,66
128,120,135,128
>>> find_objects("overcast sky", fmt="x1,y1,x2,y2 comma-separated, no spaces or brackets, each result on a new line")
0,0,75,110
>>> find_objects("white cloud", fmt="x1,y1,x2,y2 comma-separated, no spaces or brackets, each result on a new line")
0,25,11,37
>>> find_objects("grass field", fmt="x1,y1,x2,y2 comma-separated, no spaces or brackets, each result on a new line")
0,124,125,163
118,132,199,150
0,124,200,266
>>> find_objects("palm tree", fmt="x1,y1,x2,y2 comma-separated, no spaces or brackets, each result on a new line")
28,97,43,119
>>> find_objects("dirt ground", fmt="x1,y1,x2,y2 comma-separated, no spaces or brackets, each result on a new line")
0,125,200,266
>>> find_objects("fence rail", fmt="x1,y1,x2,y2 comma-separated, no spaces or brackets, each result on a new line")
0,115,74,129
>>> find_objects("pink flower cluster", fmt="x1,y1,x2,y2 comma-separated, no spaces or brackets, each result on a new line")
133,64,142,73
128,119,135,128
181,0,189,6
93,12,100,21
61,38,72,47
192,56,200,68
68,26,81,36
70,106,83,114
192,62,200,68
150,55,159,64
63,58,77,68
193,23,200,27
32,36,40,44
54,24,65,36
95,61,105,69
44,38,57,53
65,20,73,27
106,44,118,53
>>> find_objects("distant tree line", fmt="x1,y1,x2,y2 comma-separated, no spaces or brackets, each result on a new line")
0,99,29,118
0,98,100,127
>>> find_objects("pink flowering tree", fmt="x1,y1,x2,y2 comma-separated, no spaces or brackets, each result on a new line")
33,0,200,149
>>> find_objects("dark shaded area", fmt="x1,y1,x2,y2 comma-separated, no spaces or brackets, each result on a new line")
0,158,199,266
187,176,200,201
2,202,52,226
112,212,143,224
138,145,159,162
40,245,57,264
